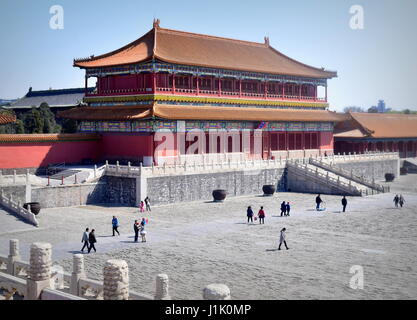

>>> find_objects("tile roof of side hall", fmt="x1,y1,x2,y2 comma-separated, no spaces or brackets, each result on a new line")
334,112,417,139
74,21,337,79
8,87,95,109
0,113,16,124
57,104,342,122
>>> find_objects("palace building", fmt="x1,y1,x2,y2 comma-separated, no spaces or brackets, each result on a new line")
334,112,417,158
59,19,341,165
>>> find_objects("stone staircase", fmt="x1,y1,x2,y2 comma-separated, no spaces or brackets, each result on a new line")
286,159,389,196
402,158,417,173
309,158,387,193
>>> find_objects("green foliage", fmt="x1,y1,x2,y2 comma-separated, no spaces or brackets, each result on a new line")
1,104,66,134
15,119,25,133
61,118,78,133
367,106,379,113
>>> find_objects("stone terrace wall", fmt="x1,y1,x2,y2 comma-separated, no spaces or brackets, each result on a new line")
31,182,107,208
334,159,399,180
147,167,286,205
30,176,136,208
0,185,28,204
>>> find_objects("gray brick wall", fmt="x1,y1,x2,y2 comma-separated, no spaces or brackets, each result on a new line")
147,168,286,205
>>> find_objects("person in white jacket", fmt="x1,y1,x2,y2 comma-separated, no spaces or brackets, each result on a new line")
278,228,289,250
81,228,89,252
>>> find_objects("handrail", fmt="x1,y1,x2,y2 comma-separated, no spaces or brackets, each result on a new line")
287,161,362,195
309,158,386,192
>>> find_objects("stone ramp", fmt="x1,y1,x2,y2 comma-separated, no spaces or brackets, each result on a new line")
286,160,387,196
286,161,363,196
309,158,387,193
402,158,417,173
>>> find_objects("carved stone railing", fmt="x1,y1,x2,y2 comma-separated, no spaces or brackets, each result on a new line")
0,239,231,300
0,191,39,227
287,160,362,196
309,158,389,193
105,157,288,177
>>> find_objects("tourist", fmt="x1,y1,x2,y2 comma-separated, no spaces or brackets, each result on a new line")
316,194,323,211
81,228,89,252
112,216,120,236
341,196,347,212
145,196,151,211
133,220,139,242
140,224,147,242
88,229,97,253
399,194,405,208
258,206,265,224
285,202,291,216
280,201,286,217
393,194,399,207
247,206,254,224
140,217,147,227
278,228,289,250
139,201,145,213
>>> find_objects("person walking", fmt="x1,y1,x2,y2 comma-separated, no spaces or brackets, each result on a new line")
144,196,151,212
140,217,147,227
88,229,97,253
133,220,139,242
112,216,120,236
280,201,286,217
139,201,145,213
399,194,405,208
341,196,348,212
285,202,291,216
316,194,322,211
81,228,89,252
258,206,265,224
247,206,254,224
278,228,289,250
393,194,399,207
139,224,147,242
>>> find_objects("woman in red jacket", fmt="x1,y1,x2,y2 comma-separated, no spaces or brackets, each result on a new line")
258,206,265,224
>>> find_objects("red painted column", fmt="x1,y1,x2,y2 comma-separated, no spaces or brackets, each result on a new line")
239,79,242,97
196,75,199,95
314,85,317,101
299,84,302,100
152,72,157,93
172,74,176,94
282,83,285,98
285,131,289,150
264,81,268,99
218,77,221,96
325,85,328,102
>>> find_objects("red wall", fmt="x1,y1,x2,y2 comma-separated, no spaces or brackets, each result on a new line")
0,140,100,169
100,133,154,161
319,131,334,150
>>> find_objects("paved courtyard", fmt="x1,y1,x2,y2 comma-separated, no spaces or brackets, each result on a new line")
1,174,417,299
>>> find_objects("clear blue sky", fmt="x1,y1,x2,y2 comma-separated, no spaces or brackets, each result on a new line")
1,0,416,111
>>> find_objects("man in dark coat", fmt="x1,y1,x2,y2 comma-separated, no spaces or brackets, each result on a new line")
341,196,347,212
315,194,322,211
285,202,291,216
280,201,286,217
133,220,140,242
88,229,97,253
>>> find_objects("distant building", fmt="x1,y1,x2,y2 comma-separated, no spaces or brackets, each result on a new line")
334,112,417,158
3,87,94,116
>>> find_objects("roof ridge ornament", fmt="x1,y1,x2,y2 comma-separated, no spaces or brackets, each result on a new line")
153,18,160,29
264,36,270,47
